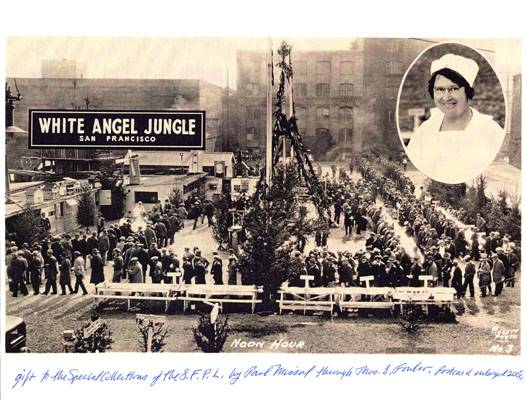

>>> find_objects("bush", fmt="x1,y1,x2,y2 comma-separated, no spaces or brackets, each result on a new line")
77,186,96,228
193,312,229,353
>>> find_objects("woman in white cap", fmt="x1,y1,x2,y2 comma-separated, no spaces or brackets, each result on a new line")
406,53,505,184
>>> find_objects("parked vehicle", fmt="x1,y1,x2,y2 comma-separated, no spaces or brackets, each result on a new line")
5,315,28,353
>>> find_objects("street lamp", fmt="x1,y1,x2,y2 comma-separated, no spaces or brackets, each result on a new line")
5,82,25,199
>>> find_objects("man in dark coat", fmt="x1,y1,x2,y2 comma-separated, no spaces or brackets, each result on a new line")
462,256,476,297
409,257,422,287
98,230,110,265
11,252,29,297
147,243,162,283
89,249,105,287
144,224,157,249
59,256,74,295
42,254,58,295
87,233,99,256
451,261,463,298
154,220,167,248
211,253,223,285
491,253,505,296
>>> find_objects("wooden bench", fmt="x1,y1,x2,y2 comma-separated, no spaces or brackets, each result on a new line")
181,284,263,313
392,287,457,314
95,283,180,312
278,286,335,315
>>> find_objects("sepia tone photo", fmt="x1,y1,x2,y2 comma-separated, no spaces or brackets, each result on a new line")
4,37,521,355
398,42,507,184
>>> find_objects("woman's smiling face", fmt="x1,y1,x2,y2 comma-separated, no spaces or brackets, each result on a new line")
433,74,470,118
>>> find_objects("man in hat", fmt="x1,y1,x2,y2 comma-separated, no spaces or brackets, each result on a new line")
42,252,58,295
409,257,422,287
72,251,88,295
227,249,239,285
112,248,124,283
442,252,453,287
11,251,29,297
462,255,476,298
193,249,209,284
89,248,105,287
211,252,223,285
477,253,492,297
30,250,44,295
127,257,143,284
491,253,505,296
150,256,164,283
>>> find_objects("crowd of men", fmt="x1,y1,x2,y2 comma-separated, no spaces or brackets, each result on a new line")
359,157,520,298
6,159,520,303
5,193,243,298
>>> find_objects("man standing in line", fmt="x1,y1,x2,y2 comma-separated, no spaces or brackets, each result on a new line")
462,256,476,298
73,251,88,295
491,253,505,297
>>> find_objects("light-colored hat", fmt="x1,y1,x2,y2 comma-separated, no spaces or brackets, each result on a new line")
430,54,479,87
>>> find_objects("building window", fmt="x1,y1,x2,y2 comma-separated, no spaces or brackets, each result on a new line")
134,191,158,203
316,107,330,120
294,82,307,97
316,61,331,74
385,86,399,99
339,83,354,97
246,127,257,142
295,60,307,75
386,61,402,75
241,180,250,192
246,82,260,96
316,83,330,97
339,106,353,120
340,61,354,75
387,109,394,122
246,106,260,120
338,128,353,143
295,106,307,133
316,128,330,136
248,59,261,76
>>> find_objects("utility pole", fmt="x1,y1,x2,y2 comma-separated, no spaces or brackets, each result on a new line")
265,38,273,187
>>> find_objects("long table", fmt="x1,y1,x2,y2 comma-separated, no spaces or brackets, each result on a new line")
94,282,263,313
277,285,457,315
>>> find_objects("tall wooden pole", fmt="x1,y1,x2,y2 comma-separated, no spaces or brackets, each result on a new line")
265,38,273,187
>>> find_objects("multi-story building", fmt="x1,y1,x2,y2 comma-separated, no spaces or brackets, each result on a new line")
236,44,365,160
233,39,508,161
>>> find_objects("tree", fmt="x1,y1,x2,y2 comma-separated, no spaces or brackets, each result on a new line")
168,187,184,206
211,195,232,250
11,205,42,245
238,163,317,309
77,186,96,229
193,313,229,353
74,309,113,353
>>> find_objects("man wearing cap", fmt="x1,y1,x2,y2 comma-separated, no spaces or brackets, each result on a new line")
127,257,143,284
405,53,505,184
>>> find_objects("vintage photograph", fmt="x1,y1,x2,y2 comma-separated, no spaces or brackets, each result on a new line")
398,42,507,184
4,37,521,355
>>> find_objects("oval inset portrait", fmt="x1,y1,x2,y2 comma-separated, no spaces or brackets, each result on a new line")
397,42,506,184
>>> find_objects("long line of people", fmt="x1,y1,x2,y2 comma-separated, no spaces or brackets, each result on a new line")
358,157,520,298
